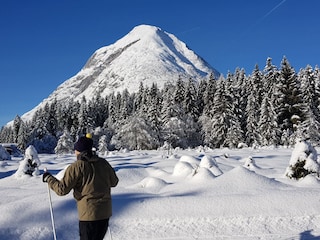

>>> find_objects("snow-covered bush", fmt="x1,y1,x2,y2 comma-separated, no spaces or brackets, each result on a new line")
29,134,57,154
242,156,259,171
55,131,74,155
15,145,41,177
0,145,11,160
285,139,320,179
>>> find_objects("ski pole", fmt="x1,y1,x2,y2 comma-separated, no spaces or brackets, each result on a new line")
45,168,57,240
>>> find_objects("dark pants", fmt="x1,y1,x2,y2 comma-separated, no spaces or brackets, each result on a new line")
79,218,109,240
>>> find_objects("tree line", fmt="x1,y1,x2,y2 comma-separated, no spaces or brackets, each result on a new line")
1,56,320,153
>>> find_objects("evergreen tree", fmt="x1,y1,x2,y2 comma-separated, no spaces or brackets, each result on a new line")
196,79,207,116
77,96,90,135
98,135,109,155
174,76,185,104
262,57,281,145
161,82,177,124
299,65,320,143
145,83,162,147
106,93,117,127
54,130,74,155
183,78,199,121
224,118,243,148
161,116,187,149
224,73,244,147
277,57,302,139
56,101,69,133
12,115,22,143
202,72,217,117
134,82,145,112
258,89,280,146
29,108,49,140
0,126,14,143
46,99,59,137
17,120,28,151
161,79,194,149
245,65,263,146
201,78,231,148
88,93,107,128
263,57,278,91
111,113,159,150
119,89,133,121
233,68,248,136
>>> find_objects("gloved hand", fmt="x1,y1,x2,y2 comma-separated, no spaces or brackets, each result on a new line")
42,171,52,183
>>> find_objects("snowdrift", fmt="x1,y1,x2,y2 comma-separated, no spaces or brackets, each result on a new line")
1,147,320,239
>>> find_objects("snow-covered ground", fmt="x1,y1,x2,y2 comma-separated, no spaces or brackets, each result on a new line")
1,146,320,240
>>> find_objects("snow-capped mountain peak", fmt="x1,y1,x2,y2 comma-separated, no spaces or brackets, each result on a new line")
21,24,219,122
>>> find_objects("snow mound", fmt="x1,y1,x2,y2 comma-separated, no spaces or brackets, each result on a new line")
210,166,288,194
130,177,168,193
297,174,320,187
146,168,171,178
199,155,214,168
0,145,11,160
0,161,8,167
179,155,200,167
199,155,223,176
173,161,194,177
117,168,148,187
191,167,216,182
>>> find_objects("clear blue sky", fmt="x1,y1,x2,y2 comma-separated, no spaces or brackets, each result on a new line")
1,0,319,127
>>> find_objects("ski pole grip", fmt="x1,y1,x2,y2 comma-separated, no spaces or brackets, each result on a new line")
44,167,48,173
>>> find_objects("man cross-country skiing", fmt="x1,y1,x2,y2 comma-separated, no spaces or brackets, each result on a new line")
43,134,119,240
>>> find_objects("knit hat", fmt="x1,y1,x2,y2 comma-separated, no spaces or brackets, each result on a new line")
74,136,93,152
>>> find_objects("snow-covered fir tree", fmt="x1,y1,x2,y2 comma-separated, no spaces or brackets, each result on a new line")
17,120,28,151
260,58,281,145
277,57,302,143
245,65,263,146
285,139,320,179
201,78,230,148
161,82,188,148
144,83,162,146
298,65,320,144
15,145,41,177
202,72,217,117
54,130,74,155
98,135,109,155
258,88,280,146
77,96,91,135
111,113,159,150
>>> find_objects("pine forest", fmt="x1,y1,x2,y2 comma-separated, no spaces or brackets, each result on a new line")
1,57,320,154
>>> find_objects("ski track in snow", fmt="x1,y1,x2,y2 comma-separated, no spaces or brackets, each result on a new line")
1,147,320,239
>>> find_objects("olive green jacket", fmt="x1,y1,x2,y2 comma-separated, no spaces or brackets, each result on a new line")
47,152,119,221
